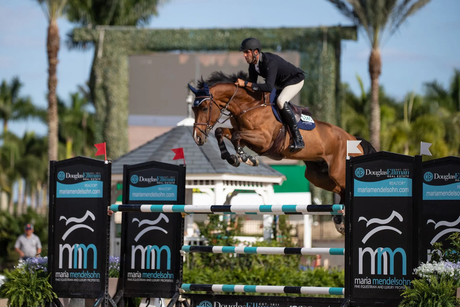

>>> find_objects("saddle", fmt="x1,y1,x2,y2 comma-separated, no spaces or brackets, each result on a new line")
269,89,316,131
260,89,316,160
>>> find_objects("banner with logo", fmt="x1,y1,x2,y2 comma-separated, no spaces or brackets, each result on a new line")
48,157,110,298
188,294,344,307
420,156,460,262
119,161,185,298
346,152,415,305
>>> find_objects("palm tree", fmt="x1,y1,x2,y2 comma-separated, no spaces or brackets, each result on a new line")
422,69,460,155
0,132,22,214
327,0,431,151
65,0,165,159
58,92,95,158
0,77,37,133
341,75,370,139
36,0,68,162
16,132,48,212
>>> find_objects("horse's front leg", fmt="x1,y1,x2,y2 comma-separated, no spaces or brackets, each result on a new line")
231,131,262,167
215,128,240,167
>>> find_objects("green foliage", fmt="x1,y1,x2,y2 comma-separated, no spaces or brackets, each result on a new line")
399,276,460,307
342,69,460,156
184,215,344,297
399,233,460,306
184,265,344,297
109,256,120,277
0,259,57,306
430,232,460,263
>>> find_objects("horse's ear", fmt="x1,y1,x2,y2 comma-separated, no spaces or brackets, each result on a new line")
188,84,198,94
203,83,210,95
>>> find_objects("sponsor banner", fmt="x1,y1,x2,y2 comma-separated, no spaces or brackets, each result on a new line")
129,184,177,201
188,294,344,307
354,178,412,197
56,181,103,198
347,153,415,303
422,182,460,200
353,164,412,198
129,170,178,201
48,157,110,298
120,161,185,298
421,157,460,263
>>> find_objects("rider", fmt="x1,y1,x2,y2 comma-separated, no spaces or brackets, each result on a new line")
236,37,305,151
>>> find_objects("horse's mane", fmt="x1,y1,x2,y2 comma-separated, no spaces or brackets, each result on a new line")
197,71,249,89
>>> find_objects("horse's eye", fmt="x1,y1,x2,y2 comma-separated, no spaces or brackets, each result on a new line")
203,107,208,111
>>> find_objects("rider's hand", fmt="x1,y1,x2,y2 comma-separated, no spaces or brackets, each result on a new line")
235,78,246,87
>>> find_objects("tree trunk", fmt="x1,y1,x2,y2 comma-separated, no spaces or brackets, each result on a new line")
47,20,60,162
18,179,24,214
369,48,381,151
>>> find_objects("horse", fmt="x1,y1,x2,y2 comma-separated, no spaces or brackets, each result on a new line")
188,71,376,234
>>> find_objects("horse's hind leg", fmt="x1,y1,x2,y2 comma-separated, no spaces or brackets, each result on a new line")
324,156,348,235
215,128,240,167
304,161,345,235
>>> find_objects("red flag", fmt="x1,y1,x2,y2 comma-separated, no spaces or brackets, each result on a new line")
94,142,107,161
171,147,185,163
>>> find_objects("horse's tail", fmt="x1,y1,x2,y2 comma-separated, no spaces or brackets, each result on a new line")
356,137,377,155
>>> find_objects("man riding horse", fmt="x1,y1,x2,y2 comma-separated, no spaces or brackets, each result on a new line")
235,37,306,152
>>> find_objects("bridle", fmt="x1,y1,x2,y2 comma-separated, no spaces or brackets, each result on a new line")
192,85,239,138
192,84,272,138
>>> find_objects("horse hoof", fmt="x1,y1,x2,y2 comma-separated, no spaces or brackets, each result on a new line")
229,155,240,167
333,216,345,235
249,156,259,166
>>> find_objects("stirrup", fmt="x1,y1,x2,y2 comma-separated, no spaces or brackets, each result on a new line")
288,140,304,152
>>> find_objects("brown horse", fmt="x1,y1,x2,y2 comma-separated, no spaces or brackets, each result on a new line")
188,71,376,232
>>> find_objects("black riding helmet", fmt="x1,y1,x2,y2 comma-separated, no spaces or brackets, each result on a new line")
239,37,261,52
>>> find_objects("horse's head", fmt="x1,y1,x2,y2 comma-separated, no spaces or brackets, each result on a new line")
188,83,222,146
188,71,249,145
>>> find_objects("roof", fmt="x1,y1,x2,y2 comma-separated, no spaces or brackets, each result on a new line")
112,125,285,180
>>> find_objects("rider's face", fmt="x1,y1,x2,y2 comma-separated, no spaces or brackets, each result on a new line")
243,50,258,64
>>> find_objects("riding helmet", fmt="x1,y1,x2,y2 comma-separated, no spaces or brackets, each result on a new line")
240,38,261,52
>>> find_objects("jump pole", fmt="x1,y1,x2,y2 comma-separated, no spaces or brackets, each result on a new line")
110,204,344,215
182,245,345,255
181,284,345,295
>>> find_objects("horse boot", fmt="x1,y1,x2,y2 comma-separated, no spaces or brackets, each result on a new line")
280,102,305,152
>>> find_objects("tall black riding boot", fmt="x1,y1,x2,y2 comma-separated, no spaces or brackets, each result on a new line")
280,102,305,152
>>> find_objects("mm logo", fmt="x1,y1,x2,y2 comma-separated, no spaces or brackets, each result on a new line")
59,243,97,269
355,167,365,178
58,211,97,269
358,247,407,275
131,245,171,269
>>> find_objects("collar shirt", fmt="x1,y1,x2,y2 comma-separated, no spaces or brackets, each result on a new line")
254,54,262,73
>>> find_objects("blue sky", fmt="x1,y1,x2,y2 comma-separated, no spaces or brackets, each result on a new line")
1,0,459,137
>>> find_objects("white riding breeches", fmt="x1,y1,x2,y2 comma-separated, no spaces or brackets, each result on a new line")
276,80,304,109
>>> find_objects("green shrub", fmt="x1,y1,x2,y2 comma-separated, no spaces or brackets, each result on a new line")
400,233,460,307
0,257,56,306
399,275,460,307
185,215,344,297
